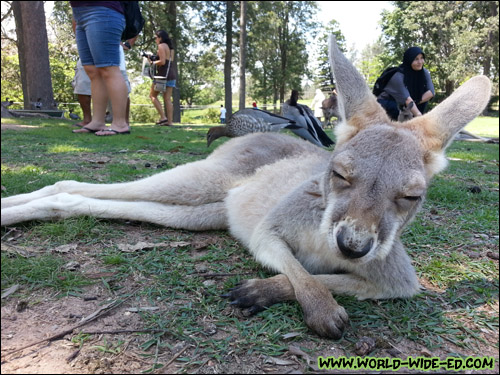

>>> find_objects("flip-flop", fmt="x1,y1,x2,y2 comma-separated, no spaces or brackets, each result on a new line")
95,129,131,136
156,119,169,125
72,126,100,134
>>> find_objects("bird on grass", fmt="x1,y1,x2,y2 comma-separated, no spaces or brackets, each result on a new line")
1,98,14,107
281,90,334,147
69,110,81,121
207,108,301,147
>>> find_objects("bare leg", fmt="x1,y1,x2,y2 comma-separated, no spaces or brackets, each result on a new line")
74,94,91,126
150,85,167,123
126,97,130,125
164,86,174,125
95,65,129,135
73,65,107,133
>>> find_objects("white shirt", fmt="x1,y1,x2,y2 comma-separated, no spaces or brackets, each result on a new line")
220,107,226,119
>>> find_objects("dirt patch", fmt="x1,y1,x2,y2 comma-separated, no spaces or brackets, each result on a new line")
1,225,499,374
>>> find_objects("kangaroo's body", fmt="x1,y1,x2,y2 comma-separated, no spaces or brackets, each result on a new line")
1,37,491,339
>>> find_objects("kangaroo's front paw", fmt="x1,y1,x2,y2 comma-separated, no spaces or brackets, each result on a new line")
296,280,349,339
222,275,294,315
302,300,349,339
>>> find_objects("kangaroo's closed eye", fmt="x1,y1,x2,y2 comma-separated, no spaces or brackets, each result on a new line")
332,170,346,181
404,196,421,201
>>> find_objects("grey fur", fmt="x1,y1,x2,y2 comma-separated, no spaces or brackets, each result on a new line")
1,36,491,339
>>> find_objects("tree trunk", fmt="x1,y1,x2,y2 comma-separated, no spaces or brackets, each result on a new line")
238,1,247,110
167,1,181,123
12,1,55,110
224,1,233,116
278,9,289,106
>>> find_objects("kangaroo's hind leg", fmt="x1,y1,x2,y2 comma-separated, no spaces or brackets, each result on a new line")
1,157,236,211
1,193,228,229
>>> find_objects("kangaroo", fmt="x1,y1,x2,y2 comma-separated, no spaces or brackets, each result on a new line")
1,37,491,339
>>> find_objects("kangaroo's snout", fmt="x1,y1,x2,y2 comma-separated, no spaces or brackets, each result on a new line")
336,225,375,259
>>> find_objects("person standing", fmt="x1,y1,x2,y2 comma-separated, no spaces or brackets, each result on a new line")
220,104,226,124
311,89,325,123
70,2,130,135
149,30,176,126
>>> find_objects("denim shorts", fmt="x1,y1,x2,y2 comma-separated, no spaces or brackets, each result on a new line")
72,6,125,67
166,80,176,88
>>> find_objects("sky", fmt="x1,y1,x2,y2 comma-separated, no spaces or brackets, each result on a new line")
316,1,394,51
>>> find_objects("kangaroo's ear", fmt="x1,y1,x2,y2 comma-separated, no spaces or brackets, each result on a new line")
402,75,491,177
328,35,390,146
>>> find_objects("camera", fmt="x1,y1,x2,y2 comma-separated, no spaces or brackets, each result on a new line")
142,52,159,61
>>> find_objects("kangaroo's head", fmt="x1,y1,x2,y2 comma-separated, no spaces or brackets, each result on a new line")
321,36,491,264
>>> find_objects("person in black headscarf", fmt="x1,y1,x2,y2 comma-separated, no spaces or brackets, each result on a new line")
376,46,434,120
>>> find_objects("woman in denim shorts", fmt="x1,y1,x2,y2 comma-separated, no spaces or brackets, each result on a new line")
148,30,176,126
71,2,130,135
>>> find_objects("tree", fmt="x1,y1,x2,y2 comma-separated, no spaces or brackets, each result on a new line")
238,1,247,110
246,1,319,110
224,1,234,115
314,19,347,91
167,1,181,123
12,1,55,109
380,1,499,96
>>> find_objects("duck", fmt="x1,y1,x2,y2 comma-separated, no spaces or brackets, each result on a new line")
207,108,300,147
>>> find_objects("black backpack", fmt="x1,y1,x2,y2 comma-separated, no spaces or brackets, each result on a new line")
121,1,145,41
372,67,401,96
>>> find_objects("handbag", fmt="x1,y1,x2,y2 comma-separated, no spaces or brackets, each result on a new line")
121,1,145,41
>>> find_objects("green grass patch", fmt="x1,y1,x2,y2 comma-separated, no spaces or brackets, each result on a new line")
1,252,93,294
1,116,498,368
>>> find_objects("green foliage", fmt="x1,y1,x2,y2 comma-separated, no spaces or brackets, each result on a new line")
1,50,22,103
379,1,499,95
205,107,220,123
314,19,347,90
1,1,497,115
246,1,320,104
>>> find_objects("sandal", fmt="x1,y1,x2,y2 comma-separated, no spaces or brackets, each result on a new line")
156,119,169,126
72,126,100,134
95,129,131,136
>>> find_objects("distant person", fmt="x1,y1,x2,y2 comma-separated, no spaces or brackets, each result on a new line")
220,104,226,124
311,89,325,122
70,2,130,136
149,30,176,126
252,101,258,109
376,46,434,120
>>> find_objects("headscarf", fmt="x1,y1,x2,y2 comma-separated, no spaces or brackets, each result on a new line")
400,46,427,104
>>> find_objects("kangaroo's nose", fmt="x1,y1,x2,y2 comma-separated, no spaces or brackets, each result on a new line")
336,227,373,259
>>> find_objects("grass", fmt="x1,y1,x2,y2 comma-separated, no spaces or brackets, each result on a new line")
464,116,499,138
1,116,498,371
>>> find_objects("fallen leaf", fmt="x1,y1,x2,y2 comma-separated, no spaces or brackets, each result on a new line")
53,243,78,253
1,284,20,299
264,356,296,366
126,307,160,312
282,332,302,340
